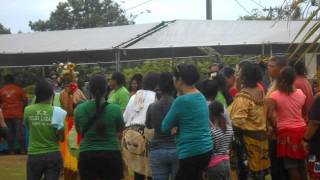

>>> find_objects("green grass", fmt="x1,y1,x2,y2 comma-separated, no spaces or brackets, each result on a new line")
0,155,26,180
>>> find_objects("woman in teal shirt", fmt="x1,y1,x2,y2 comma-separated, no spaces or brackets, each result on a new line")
162,64,213,180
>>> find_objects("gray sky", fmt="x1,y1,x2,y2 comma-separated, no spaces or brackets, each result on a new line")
0,0,283,33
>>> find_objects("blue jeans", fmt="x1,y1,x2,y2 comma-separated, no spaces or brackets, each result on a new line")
27,151,63,180
5,119,25,153
149,148,179,180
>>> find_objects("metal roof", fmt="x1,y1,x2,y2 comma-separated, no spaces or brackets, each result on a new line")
1,20,317,54
126,20,318,49
0,20,318,66
0,23,158,54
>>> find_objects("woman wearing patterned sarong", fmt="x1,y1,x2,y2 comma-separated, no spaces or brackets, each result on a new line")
229,63,271,180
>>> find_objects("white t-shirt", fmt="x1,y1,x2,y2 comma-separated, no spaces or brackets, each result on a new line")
123,90,156,127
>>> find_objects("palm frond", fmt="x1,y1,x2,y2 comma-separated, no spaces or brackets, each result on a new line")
295,33,320,63
289,21,320,60
289,6,320,49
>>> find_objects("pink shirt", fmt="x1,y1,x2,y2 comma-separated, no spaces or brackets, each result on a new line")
270,89,306,130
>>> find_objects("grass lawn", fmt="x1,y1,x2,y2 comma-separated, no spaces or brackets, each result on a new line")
0,155,238,180
0,155,26,180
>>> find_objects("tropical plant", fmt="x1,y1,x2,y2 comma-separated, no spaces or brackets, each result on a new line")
0,23,10,34
288,1,320,62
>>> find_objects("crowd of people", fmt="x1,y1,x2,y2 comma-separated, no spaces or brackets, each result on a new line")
0,56,320,180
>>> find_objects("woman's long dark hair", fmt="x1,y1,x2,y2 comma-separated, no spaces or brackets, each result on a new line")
209,101,227,131
89,75,107,136
277,66,296,95
212,74,233,105
200,79,219,101
128,74,143,92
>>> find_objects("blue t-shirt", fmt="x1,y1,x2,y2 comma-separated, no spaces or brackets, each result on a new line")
161,93,213,159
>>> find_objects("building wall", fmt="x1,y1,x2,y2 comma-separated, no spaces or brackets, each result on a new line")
305,53,318,79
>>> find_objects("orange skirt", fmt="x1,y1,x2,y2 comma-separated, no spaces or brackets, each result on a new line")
60,116,79,172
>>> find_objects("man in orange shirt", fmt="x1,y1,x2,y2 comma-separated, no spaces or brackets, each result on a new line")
290,60,314,122
0,75,28,154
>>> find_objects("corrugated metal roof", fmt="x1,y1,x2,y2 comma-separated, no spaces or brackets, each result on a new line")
0,23,158,54
126,20,318,49
0,20,317,55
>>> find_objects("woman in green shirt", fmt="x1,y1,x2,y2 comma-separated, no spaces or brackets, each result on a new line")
108,72,130,112
75,75,124,180
25,80,65,180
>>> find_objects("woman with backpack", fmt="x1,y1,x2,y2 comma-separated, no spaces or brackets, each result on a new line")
75,75,124,180
122,72,160,180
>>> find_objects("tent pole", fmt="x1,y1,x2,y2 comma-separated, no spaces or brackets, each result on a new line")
270,44,273,56
41,67,45,77
115,49,121,72
171,47,175,68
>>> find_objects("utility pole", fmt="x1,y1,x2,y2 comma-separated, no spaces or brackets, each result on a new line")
206,0,212,20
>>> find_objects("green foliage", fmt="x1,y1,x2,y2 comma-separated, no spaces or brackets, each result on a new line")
239,9,272,20
122,60,173,80
239,6,303,21
76,64,115,82
0,23,11,34
0,67,43,87
222,56,241,67
121,56,241,82
29,0,134,31
0,56,241,89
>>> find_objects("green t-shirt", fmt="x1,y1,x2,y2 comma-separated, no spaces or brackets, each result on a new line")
75,101,124,152
108,86,130,112
24,104,61,155
215,91,227,107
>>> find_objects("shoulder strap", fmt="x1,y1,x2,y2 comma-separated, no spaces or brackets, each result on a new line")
82,102,108,136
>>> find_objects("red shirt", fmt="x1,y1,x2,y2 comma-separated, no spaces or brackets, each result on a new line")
294,76,314,121
0,84,28,119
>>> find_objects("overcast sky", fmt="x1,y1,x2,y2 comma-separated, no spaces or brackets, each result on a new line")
0,0,283,33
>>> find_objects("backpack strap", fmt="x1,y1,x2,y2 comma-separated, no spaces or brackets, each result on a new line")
81,102,108,136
